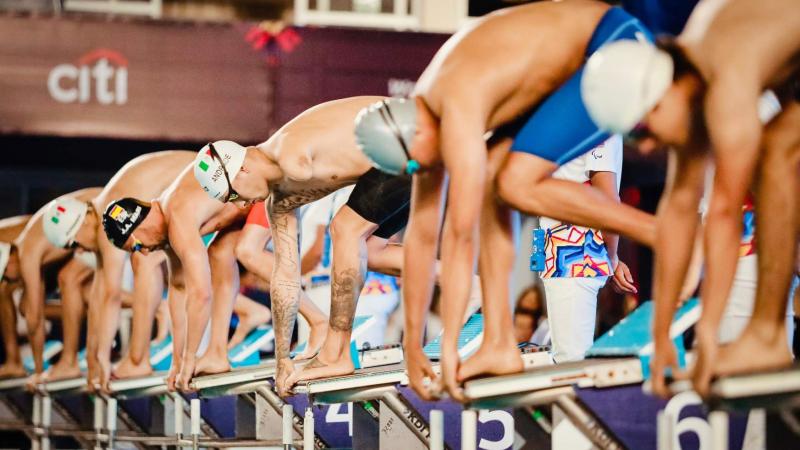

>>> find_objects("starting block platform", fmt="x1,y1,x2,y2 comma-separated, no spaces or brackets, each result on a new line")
1,298,799,449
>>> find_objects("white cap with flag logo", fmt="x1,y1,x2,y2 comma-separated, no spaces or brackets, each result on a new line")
193,141,247,201
43,197,89,248
581,40,674,134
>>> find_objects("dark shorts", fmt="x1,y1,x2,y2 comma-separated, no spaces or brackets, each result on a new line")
510,7,654,165
346,168,411,239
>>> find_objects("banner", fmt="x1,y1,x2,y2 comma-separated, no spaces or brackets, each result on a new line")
0,14,271,142
0,14,449,142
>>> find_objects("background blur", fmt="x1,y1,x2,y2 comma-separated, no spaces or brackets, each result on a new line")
0,0,700,302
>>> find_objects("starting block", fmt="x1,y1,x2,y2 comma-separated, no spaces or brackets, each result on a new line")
424,313,484,360
23,341,63,374
228,326,274,368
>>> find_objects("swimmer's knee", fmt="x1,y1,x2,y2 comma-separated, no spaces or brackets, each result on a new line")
496,167,528,203
234,239,259,269
330,209,376,242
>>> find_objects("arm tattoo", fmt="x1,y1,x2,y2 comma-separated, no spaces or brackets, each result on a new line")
271,187,337,214
271,280,300,360
329,268,362,332
268,207,302,361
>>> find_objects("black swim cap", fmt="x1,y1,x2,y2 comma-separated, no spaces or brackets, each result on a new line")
102,198,151,249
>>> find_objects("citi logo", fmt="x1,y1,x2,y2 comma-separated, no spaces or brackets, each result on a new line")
47,49,128,105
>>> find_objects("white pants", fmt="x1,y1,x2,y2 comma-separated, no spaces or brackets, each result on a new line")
718,255,796,348
542,277,607,363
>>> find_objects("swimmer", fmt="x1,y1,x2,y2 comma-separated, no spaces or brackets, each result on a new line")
0,215,31,378
42,151,193,390
582,0,800,396
102,161,325,392
13,187,101,385
191,97,417,396
354,0,653,400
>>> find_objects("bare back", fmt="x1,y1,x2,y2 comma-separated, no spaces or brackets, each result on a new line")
415,0,609,129
0,215,30,243
94,151,195,213
681,0,800,88
259,96,380,212
160,165,246,235
95,151,195,247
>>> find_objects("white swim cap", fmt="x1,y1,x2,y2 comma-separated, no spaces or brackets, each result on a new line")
43,197,89,248
0,242,10,280
354,98,419,176
581,40,674,134
73,250,97,269
194,141,247,202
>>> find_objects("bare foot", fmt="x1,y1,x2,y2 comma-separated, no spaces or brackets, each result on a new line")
714,326,793,379
228,307,272,349
690,326,719,398
194,352,232,377
176,358,196,393
457,341,523,385
25,372,44,392
294,321,329,361
275,358,295,398
404,346,440,401
96,356,113,393
285,353,355,387
113,356,153,380
165,363,180,392
43,359,81,382
439,349,464,402
0,363,26,379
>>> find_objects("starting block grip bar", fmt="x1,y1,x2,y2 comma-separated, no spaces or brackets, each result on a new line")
429,409,444,450
461,410,477,450
282,404,293,448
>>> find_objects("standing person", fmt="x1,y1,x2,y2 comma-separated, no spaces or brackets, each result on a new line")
537,135,636,362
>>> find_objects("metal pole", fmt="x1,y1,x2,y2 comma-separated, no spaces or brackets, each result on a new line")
283,404,294,450
303,407,314,450
106,397,117,449
429,409,444,450
190,398,200,450
41,396,52,450
461,410,477,450
93,396,104,450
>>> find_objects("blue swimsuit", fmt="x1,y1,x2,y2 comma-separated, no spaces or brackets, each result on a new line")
510,7,654,165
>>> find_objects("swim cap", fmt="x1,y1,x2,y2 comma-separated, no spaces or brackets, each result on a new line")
581,40,674,134
193,141,247,202
73,250,97,270
0,242,10,280
43,197,89,248
354,98,418,176
102,198,151,249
